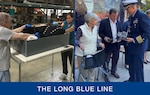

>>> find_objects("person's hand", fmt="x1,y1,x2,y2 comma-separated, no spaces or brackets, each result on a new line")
58,21,62,25
117,38,122,42
25,24,32,28
125,37,134,43
26,35,38,41
104,37,111,43
52,22,58,26
79,44,84,51
99,42,105,49
34,32,40,38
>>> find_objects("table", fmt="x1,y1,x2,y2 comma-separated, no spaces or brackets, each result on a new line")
11,45,74,82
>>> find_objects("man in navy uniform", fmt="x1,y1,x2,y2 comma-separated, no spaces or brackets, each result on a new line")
122,0,150,82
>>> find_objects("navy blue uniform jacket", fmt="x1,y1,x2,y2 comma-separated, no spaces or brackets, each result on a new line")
127,10,150,55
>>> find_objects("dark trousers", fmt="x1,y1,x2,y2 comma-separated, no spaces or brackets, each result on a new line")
124,46,129,65
61,49,74,75
128,53,144,82
103,49,119,75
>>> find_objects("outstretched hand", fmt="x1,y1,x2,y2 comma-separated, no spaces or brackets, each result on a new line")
25,24,32,28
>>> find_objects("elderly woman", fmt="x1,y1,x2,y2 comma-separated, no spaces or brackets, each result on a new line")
75,13,105,81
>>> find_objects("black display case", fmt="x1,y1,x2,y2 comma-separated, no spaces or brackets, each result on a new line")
11,24,69,57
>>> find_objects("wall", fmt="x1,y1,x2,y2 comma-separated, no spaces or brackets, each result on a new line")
83,0,122,13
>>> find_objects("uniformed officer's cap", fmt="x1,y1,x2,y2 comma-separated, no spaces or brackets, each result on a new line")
122,0,138,9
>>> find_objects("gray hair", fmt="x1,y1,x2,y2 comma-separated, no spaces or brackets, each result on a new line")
0,12,11,25
146,9,150,14
84,13,98,23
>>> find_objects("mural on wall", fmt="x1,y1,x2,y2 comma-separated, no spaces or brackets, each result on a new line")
93,0,122,13
83,0,123,21
83,0,121,12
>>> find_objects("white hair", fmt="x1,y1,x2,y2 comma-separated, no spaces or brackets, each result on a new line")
84,13,98,23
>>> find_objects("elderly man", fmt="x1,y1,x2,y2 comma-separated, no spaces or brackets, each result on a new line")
122,0,150,82
0,12,37,82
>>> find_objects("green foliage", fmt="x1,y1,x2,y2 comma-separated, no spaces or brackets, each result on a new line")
141,0,150,12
